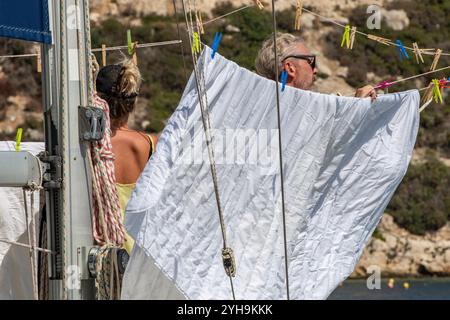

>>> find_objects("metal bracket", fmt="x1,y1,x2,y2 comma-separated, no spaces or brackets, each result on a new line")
79,106,106,141
39,152,62,189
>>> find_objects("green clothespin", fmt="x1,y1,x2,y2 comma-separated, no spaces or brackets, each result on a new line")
15,128,22,152
127,29,133,55
192,32,200,54
341,25,350,49
432,79,443,104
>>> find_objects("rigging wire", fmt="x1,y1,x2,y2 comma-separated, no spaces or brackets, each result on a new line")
182,0,236,300
270,0,291,301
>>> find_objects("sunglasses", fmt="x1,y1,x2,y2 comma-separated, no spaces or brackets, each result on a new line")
282,55,316,70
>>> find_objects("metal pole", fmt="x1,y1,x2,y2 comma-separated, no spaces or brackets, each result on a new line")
43,0,95,300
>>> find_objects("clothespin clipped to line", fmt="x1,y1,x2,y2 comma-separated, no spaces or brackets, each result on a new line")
432,79,444,104
294,0,303,31
412,42,424,64
127,29,138,65
101,44,107,67
254,0,264,10
421,81,434,105
36,46,42,73
367,34,392,46
430,49,442,71
374,80,392,90
192,32,201,54
15,128,22,152
439,77,450,89
211,32,223,59
195,10,205,34
281,70,288,92
341,25,351,49
349,26,357,50
396,40,410,61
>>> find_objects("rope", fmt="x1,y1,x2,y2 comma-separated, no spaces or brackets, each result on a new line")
172,0,189,83
0,41,182,59
203,4,254,26
270,0,290,301
23,189,38,300
0,239,54,254
341,65,450,96
182,0,236,300
90,95,126,247
95,246,122,300
91,40,182,52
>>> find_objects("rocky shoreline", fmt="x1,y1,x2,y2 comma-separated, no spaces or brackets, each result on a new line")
352,214,450,278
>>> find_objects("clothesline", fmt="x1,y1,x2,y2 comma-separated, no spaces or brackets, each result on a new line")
299,6,450,56
0,39,182,59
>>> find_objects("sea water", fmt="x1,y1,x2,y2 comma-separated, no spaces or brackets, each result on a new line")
328,278,450,300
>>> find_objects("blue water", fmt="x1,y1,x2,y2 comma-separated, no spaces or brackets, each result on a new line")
328,278,450,300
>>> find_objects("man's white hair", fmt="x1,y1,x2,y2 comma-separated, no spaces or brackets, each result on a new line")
255,33,304,80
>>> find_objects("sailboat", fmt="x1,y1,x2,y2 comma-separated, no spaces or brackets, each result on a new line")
0,0,426,300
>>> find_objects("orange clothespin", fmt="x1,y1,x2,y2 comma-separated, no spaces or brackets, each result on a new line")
294,0,303,31
101,44,107,67
195,10,205,34
350,26,357,49
254,0,264,10
36,47,42,73
367,34,393,46
429,49,442,71
412,42,424,64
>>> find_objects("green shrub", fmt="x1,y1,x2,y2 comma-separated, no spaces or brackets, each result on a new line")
388,152,450,235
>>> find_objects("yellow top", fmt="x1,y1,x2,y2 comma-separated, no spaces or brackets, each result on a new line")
116,134,154,255
117,182,136,255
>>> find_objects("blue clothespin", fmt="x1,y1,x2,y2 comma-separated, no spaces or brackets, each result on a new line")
211,32,223,59
281,70,288,92
396,40,410,61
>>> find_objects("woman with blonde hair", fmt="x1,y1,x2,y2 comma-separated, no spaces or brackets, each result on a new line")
95,59,158,254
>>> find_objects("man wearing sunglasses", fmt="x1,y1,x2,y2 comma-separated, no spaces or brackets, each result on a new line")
255,33,377,101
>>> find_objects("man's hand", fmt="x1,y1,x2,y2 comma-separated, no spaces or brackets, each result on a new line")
355,85,377,102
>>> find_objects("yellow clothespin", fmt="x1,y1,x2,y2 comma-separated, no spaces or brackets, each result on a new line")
36,47,42,73
101,44,107,67
350,26,357,49
254,0,264,10
341,25,351,49
294,0,303,31
192,32,200,54
432,79,443,104
429,49,442,71
412,42,424,64
127,30,138,65
15,128,22,152
367,34,393,46
195,10,205,34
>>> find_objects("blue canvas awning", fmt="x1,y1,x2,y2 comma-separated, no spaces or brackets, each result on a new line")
0,0,52,44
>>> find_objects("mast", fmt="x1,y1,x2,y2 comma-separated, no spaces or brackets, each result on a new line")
42,0,95,299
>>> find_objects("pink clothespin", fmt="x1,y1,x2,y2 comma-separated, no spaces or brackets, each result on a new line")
438,78,450,89
374,80,392,90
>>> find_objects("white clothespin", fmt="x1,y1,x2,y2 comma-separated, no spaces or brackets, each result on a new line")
429,48,442,71
294,0,303,31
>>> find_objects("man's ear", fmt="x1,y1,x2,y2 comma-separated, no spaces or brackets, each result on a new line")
283,61,296,81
